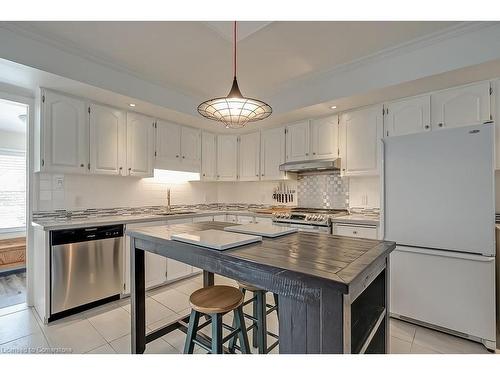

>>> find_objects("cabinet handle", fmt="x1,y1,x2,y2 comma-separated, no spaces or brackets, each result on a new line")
353,231,358,235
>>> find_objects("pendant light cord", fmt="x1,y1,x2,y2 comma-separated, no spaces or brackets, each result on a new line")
233,21,237,79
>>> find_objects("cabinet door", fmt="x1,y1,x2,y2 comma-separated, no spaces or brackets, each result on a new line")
217,135,238,181
155,120,181,169
126,112,155,177
89,103,126,175
239,132,260,181
237,215,255,224
41,90,88,173
493,79,500,170
431,81,491,130
261,127,286,180
201,132,217,180
310,115,338,159
384,95,431,137
180,126,201,172
341,105,383,176
286,121,310,162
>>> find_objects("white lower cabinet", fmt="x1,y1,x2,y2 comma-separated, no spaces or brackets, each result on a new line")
192,215,213,222
333,224,378,239
213,215,228,222
255,217,273,225
124,218,198,294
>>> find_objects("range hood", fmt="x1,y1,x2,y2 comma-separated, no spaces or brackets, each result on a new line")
279,158,341,173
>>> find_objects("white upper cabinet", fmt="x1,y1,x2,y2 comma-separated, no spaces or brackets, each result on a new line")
155,120,181,169
384,95,431,137
126,112,155,177
261,127,286,180
431,81,491,130
155,120,200,172
285,121,310,162
310,115,338,159
180,126,201,171
201,132,217,180
340,105,383,176
239,132,260,181
217,135,238,181
89,103,126,176
40,89,88,173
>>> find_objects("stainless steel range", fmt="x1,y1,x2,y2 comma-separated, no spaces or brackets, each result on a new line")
272,208,348,233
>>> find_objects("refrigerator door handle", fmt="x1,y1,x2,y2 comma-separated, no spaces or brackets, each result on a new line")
396,245,495,261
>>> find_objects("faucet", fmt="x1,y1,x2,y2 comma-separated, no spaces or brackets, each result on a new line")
166,188,171,212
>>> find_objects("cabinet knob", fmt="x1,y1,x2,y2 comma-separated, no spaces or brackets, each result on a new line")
438,123,443,127
353,231,358,234
203,173,206,177
176,155,179,158
182,156,185,159
261,173,264,176
80,164,84,167
305,153,309,156
313,152,316,155
119,167,123,170
256,174,259,177
128,167,131,171
425,125,430,129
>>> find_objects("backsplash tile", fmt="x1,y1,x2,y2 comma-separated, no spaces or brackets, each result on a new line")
297,171,348,209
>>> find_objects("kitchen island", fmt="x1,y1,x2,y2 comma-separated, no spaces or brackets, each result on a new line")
127,221,395,354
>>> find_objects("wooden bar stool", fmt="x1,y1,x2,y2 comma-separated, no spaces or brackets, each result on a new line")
184,285,251,354
229,281,279,354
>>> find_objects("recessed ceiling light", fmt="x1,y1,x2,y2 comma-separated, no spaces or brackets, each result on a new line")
129,103,136,107
330,105,337,110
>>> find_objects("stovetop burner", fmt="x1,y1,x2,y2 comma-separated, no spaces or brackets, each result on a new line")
272,207,348,226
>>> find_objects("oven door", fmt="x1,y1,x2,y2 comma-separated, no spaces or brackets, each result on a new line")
274,221,331,234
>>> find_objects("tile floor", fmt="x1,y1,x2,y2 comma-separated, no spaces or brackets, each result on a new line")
0,274,496,354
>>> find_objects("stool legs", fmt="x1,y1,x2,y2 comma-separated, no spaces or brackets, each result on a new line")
234,306,251,354
211,313,223,354
184,310,201,354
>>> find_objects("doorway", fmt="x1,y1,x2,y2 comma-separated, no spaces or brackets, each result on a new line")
0,97,28,309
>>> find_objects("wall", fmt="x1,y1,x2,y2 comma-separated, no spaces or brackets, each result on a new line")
34,173,218,211
0,129,25,150
216,180,297,207
347,176,381,209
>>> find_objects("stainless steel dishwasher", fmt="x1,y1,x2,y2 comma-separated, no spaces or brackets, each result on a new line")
50,224,123,320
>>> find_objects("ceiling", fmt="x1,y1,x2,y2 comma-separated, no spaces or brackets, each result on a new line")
0,98,27,133
10,21,460,100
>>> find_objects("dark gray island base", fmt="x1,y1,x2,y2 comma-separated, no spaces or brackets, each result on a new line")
127,222,396,354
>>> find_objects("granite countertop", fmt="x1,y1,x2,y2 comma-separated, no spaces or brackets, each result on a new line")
31,204,279,231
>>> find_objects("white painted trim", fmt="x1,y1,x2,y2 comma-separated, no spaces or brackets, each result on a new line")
0,89,33,307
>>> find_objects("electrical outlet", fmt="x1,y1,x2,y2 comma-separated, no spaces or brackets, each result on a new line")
52,175,65,191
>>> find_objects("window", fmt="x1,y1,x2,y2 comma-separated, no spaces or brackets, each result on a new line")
0,149,26,231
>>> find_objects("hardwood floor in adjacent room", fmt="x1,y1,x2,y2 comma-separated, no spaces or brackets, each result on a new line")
0,271,26,309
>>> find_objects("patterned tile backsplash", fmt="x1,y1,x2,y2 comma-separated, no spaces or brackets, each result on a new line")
297,171,349,209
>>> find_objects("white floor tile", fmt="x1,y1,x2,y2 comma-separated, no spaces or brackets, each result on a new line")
150,289,191,313
413,326,490,354
0,303,29,318
389,336,412,354
42,318,106,354
87,306,131,342
410,343,440,354
0,309,41,345
162,328,188,352
109,334,178,354
86,343,116,354
122,297,177,326
175,281,203,296
0,332,50,354
390,319,416,343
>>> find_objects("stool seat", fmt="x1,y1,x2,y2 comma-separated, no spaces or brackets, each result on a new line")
190,285,244,314
237,281,262,292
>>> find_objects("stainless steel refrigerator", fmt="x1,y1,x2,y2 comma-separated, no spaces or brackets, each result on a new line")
383,122,496,350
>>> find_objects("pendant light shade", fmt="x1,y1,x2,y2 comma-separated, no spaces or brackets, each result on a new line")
197,22,272,129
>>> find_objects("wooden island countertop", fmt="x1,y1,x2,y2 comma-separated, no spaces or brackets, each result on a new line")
127,221,396,354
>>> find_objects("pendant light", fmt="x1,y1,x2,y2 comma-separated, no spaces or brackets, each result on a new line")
197,21,272,129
